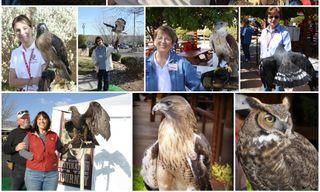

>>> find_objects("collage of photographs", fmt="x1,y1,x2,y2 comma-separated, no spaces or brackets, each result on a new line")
0,0,319,191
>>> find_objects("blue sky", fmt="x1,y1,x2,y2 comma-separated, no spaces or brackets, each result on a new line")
78,7,144,36
2,93,125,122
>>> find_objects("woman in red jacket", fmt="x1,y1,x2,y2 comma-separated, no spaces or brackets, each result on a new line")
19,111,66,190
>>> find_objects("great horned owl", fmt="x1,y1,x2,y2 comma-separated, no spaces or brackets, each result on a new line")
236,96,318,190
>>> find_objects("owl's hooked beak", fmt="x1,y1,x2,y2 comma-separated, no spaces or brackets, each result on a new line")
277,121,290,134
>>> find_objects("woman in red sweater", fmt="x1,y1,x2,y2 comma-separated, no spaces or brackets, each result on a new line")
19,111,66,190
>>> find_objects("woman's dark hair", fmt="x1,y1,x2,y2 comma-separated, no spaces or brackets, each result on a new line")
12,15,32,30
32,111,51,134
154,25,177,44
95,36,103,46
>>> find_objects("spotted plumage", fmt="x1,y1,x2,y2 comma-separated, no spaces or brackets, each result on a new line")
260,44,317,90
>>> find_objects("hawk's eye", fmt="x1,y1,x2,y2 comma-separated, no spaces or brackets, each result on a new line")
264,113,275,123
165,101,172,106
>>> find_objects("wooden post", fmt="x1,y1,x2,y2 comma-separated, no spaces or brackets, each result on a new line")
80,148,85,191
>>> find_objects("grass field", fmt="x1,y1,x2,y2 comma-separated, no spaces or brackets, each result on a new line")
78,56,95,75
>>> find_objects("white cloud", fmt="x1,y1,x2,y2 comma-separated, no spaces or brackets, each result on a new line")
39,98,49,105
54,101,70,107
54,98,73,107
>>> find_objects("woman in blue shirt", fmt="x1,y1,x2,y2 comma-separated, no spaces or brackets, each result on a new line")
260,7,291,91
146,26,203,91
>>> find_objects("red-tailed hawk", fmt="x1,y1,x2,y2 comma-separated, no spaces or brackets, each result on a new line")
36,23,72,81
103,18,126,49
209,21,239,77
140,95,213,190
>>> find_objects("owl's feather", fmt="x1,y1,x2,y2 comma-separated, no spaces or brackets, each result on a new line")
237,97,318,190
140,96,213,190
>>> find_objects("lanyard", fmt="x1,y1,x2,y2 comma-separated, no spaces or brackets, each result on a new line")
22,48,35,78
266,31,275,51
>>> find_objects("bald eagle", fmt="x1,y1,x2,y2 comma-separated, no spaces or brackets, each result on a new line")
140,95,213,190
209,21,239,77
64,101,111,148
36,23,72,81
260,44,317,90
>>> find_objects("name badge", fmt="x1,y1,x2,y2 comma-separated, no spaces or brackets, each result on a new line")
98,55,103,58
168,63,178,71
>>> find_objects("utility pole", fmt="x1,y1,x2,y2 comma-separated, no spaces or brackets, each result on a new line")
133,11,136,47
82,23,86,35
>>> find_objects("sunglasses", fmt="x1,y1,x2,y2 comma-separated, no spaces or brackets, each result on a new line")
268,15,280,20
17,110,29,115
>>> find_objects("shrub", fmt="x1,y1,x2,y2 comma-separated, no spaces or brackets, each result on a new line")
79,44,87,49
112,52,121,61
120,56,143,73
78,35,87,48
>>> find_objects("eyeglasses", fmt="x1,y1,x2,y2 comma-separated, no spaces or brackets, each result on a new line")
268,15,280,20
17,110,29,115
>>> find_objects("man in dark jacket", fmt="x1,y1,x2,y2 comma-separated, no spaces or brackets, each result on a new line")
2,110,31,190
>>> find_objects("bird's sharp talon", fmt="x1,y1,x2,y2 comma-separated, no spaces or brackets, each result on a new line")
84,141,92,145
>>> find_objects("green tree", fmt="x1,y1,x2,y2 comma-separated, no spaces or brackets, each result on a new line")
146,7,238,41
78,34,87,48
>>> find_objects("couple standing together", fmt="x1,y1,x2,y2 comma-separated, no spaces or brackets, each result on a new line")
3,110,67,190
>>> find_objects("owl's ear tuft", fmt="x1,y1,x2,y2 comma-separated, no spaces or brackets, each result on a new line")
282,97,290,110
246,97,263,109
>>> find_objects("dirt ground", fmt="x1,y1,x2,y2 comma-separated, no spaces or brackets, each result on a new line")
109,61,144,91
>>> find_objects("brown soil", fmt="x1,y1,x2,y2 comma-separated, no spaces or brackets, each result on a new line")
110,61,144,91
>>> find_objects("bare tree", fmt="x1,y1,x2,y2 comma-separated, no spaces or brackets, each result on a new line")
2,94,17,125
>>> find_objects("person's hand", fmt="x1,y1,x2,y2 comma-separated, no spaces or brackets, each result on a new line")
15,142,26,151
32,77,41,85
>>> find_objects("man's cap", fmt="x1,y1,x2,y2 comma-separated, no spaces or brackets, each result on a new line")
16,110,29,119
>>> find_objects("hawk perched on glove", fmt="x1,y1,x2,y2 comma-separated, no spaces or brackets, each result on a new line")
209,21,239,77
140,95,213,190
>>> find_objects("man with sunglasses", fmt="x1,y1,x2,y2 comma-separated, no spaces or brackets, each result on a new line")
2,110,31,190
259,7,291,91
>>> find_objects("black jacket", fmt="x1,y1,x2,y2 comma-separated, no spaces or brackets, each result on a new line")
2,126,30,167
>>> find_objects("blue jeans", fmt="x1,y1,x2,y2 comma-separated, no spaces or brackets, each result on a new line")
263,84,284,91
97,70,109,91
24,168,58,190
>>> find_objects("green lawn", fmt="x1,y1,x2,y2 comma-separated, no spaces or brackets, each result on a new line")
89,85,125,92
1,177,26,190
2,177,11,190
78,56,95,75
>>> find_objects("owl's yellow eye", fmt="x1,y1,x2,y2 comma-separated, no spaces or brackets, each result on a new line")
264,114,275,123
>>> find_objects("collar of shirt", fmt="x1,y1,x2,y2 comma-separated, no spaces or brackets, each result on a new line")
18,41,36,53
266,24,281,33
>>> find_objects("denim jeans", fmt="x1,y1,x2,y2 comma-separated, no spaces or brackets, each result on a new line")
263,84,284,91
97,70,109,91
24,168,58,190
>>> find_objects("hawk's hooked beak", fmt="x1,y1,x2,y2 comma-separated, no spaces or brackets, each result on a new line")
152,103,166,115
